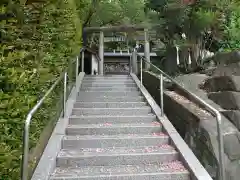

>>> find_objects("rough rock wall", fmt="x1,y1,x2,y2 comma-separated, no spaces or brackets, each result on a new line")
203,51,240,76
201,75,240,158
142,71,240,180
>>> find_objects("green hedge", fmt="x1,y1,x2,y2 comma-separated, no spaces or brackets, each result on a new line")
0,0,83,179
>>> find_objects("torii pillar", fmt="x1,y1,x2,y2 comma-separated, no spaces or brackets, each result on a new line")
132,48,138,74
144,28,150,70
99,31,104,75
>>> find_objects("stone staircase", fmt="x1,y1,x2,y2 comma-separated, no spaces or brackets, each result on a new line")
49,75,190,180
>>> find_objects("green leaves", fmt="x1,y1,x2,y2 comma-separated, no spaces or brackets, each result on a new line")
221,4,240,50
1,0,83,179
89,0,146,26
146,0,240,52
189,8,217,36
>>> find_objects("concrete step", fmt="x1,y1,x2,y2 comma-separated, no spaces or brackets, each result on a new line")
80,87,138,91
78,91,141,97
84,76,132,79
82,79,134,83
73,102,147,108
81,83,136,88
81,82,135,85
66,123,162,136
76,96,144,102
85,75,131,77
71,107,152,116
56,145,179,167
62,133,169,149
51,161,189,180
69,115,157,124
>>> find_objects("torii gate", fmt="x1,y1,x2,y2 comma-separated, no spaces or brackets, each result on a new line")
83,25,151,75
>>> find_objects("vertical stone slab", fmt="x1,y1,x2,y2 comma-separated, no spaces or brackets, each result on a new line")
99,31,104,75
144,28,150,70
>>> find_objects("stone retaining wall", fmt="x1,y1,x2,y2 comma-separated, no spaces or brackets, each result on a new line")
142,71,240,180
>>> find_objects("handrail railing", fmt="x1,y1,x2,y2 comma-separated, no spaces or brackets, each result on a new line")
21,48,86,180
135,52,225,180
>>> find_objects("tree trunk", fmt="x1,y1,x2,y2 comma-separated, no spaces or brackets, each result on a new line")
188,36,202,71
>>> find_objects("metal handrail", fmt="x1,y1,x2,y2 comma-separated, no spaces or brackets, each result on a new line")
21,48,86,180
136,53,225,180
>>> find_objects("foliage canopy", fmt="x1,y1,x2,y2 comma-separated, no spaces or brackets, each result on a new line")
145,0,240,51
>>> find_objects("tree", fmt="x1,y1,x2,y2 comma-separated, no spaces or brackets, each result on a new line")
220,3,240,51
84,0,147,49
89,0,146,27
145,0,239,70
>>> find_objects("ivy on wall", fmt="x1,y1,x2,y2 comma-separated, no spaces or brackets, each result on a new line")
0,0,83,179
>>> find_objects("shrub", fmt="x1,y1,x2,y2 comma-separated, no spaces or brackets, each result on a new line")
0,0,82,179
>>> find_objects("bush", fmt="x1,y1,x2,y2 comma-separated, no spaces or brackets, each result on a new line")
0,0,83,179
220,5,240,51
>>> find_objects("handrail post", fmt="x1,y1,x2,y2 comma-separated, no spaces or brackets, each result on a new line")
140,57,143,86
160,74,164,116
76,56,79,85
21,115,32,180
217,113,225,180
81,51,84,72
63,72,67,117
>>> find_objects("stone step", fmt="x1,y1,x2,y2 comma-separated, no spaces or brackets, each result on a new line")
84,76,132,79
80,87,138,91
82,79,134,83
69,115,157,124
78,91,141,97
66,123,162,136
73,102,147,108
51,161,189,180
85,75,131,77
62,133,169,149
71,107,152,116
56,145,179,167
80,83,136,88
81,82,135,85
76,96,144,102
